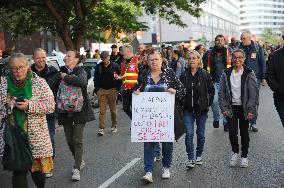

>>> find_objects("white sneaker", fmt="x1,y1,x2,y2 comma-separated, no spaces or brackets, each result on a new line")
186,160,195,169
98,129,104,136
142,172,153,183
195,157,203,165
230,153,238,167
45,172,53,178
240,157,249,168
111,127,117,133
72,169,80,181
80,160,86,171
161,168,170,179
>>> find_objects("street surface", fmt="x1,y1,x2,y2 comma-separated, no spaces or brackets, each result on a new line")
1,86,284,188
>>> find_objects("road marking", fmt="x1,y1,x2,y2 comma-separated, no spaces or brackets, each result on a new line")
98,158,141,188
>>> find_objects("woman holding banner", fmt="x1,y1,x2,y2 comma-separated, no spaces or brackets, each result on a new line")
134,49,185,183
180,50,214,169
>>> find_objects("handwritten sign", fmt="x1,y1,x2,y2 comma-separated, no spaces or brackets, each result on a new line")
131,92,175,142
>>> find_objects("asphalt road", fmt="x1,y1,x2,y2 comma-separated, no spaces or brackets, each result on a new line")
1,86,284,188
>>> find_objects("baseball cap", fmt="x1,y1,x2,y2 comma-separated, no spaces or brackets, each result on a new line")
100,51,110,59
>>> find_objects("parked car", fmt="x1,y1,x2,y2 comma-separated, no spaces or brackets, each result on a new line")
83,58,99,108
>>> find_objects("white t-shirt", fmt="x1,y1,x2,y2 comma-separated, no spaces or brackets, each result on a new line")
230,68,244,105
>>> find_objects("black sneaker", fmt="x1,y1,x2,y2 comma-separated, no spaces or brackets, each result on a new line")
224,124,229,132
213,121,219,128
250,124,258,132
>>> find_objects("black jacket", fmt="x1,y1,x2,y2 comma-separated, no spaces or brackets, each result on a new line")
93,62,121,94
58,65,95,124
266,47,284,100
180,68,215,115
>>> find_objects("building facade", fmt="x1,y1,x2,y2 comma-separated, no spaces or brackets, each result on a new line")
137,0,239,45
240,0,284,36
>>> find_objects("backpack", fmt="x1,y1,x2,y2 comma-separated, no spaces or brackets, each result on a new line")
56,80,84,113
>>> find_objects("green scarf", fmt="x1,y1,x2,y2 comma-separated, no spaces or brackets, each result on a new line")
7,72,33,133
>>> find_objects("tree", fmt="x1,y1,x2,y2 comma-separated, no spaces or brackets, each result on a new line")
0,0,205,50
260,28,279,45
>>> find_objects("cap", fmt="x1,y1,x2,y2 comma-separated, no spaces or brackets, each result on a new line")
100,51,110,59
111,44,118,48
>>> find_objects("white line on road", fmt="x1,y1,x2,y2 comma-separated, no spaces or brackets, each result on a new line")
97,158,141,188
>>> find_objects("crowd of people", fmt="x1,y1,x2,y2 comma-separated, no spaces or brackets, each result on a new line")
0,30,284,187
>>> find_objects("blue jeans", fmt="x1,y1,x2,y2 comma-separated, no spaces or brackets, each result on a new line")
212,82,227,125
184,111,208,160
47,113,56,157
274,97,284,127
144,142,173,172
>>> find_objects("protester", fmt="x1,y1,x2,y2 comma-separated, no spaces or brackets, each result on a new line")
194,44,206,68
134,49,186,183
238,31,266,132
94,51,121,136
110,44,120,63
180,50,214,169
219,49,259,168
266,47,284,127
0,53,55,188
31,48,60,178
203,34,231,131
120,45,139,119
58,50,95,181
169,49,186,78
137,43,146,56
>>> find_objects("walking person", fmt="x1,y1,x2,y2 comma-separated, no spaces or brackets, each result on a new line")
169,49,186,78
94,51,121,136
134,49,186,183
120,45,139,119
203,34,231,131
31,48,60,178
180,50,214,169
266,47,284,127
219,49,259,168
0,53,55,188
238,31,266,132
58,50,95,181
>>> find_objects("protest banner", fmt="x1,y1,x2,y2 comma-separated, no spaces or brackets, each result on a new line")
131,92,175,142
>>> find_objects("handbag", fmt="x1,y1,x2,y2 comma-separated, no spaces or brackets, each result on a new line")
1,111,33,171
57,80,84,113
174,101,186,141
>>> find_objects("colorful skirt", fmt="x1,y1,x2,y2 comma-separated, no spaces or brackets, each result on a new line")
31,157,54,173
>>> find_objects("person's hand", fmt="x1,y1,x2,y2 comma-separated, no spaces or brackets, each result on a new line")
261,79,267,86
247,112,254,120
223,111,229,116
15,99,29,111
168,88,176,95
60,73,67,79
133,89,140,95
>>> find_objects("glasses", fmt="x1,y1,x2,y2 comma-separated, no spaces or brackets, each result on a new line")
10,66,26,73
233,56,244,60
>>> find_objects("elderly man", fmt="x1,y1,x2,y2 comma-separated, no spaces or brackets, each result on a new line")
31,48,60,178
120,45,139,119
238,31,266,132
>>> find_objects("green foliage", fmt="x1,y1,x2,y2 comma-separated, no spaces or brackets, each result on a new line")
0,0,205,49
260,28,279,45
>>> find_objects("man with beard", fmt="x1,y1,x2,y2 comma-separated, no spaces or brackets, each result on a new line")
203,34,231,131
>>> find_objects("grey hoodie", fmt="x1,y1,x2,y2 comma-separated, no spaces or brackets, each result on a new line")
218,66,259,119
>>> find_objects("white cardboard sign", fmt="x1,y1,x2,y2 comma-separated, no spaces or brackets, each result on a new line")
131,92,175,142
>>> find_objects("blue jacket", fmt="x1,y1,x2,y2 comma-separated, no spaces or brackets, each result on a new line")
238,41,266,80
